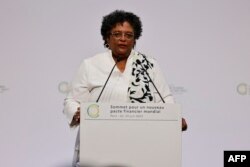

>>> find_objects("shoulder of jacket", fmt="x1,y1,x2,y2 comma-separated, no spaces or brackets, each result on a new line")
82,51,109,63
134,51,157,63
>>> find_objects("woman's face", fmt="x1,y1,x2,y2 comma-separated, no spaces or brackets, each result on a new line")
107,21,135,59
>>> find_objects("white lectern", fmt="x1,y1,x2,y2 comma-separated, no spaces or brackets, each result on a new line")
80,103,181,167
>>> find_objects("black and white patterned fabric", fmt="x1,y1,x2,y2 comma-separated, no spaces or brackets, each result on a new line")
128,52,155,103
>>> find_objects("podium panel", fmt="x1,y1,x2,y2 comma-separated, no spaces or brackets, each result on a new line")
80,103,181,167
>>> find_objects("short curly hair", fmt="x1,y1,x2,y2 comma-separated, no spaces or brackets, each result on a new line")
101,10,143,47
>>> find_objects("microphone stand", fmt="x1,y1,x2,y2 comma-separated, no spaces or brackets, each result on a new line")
96,57,122,102
138,58,188,131
136,59,166,103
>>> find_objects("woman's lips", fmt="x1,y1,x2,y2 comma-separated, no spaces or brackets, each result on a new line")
118,44,127,48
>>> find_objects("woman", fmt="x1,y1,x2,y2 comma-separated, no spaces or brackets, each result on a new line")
64,10,187,167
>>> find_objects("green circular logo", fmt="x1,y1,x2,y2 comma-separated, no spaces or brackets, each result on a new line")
237,83,248,95
87,104,100,118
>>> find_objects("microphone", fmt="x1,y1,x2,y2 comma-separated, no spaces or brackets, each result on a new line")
136,58,166,103
116,56,122,62
96,56,122,102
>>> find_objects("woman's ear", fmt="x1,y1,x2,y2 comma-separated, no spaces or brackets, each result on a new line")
105,38,110,48
106,38,110,44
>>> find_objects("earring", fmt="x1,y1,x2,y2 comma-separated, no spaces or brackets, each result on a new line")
105,43,109,48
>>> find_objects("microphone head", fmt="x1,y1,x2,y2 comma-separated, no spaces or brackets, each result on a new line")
116,56,122,62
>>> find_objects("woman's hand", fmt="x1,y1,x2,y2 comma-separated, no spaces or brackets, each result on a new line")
182,118,188,131
70,107,80,127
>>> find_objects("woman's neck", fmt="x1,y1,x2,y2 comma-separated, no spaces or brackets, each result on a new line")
112,54,129,73
116,59,127,73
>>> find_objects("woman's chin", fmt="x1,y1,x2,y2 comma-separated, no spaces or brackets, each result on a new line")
117,49,131,56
